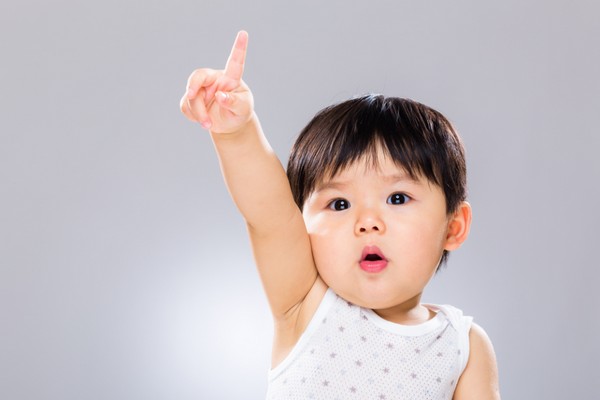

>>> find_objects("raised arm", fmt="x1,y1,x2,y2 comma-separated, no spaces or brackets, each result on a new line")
180,32,319,319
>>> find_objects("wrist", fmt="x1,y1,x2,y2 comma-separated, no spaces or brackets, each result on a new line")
210,112,260,140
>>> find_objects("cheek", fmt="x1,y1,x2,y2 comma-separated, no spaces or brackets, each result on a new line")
304,213,341,252
308,233,346,290
307,225,350,274
307,230,336,265
391,218,448,260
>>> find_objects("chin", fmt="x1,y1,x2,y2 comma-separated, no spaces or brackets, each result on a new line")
357,298,398,311
331,286,397,310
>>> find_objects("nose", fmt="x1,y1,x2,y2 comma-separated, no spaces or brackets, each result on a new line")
354,207,386,235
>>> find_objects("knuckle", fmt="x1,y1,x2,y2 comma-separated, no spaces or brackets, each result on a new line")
189,68,205,83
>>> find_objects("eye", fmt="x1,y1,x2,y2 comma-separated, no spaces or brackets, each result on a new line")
328,198,351,211
387,192,410,205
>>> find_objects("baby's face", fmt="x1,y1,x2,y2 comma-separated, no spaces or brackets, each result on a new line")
302,153,452,315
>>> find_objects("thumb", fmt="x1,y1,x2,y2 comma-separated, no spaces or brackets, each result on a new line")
215,90,252,117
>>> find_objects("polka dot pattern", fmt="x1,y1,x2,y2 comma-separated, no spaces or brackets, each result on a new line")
267,289,472,400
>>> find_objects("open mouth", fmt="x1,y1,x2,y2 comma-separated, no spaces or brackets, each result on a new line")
364,253,383,261
360,246,388,273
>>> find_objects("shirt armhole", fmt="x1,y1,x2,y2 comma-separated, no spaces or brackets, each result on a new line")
458,315,473,375
425,304,473,375
268,288,337,381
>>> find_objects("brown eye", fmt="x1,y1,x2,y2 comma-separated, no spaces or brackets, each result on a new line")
328,199,350,211
387,193,410,205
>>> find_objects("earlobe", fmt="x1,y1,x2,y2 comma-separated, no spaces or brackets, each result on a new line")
444,201,472,251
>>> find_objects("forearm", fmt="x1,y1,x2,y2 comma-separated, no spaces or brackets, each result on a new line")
210,114,300,232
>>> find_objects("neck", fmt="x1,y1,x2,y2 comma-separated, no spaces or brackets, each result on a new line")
372,293,433,325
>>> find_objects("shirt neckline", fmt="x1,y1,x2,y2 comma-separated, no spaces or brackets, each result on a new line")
361,303,444,336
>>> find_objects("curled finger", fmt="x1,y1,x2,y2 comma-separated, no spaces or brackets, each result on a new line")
215,90,253,120
186,68,219,100
180,94,198,122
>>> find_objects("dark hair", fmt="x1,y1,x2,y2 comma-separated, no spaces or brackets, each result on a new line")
286,94,467,268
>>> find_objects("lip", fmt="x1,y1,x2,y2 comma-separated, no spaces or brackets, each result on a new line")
359,245,388,273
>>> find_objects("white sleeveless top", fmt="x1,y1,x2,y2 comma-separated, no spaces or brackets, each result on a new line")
267,289,472,400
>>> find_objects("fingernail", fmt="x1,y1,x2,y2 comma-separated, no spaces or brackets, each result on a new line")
216,91,228,102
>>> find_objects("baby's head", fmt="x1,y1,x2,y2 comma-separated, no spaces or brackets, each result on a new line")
287,94,467,269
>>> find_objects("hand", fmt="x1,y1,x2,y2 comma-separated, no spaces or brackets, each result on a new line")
180,31,254,134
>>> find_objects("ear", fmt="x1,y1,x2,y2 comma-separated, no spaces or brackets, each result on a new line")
444,201,472,251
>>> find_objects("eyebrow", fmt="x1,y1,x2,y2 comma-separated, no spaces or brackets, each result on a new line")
315,172,418,193
314,180,349,193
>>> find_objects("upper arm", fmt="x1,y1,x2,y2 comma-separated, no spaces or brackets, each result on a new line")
248,208,319,318
453,323,501,400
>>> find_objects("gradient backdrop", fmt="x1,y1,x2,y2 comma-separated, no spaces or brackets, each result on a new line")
1,1,599,399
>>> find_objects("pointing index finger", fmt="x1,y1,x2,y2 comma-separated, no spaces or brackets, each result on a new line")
223,30,248,83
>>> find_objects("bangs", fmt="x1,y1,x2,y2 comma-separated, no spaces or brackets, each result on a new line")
287,94,463,212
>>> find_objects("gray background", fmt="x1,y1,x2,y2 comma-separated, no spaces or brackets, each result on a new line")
1,1,599,399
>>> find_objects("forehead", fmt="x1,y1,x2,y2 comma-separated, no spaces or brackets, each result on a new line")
314,153,420,191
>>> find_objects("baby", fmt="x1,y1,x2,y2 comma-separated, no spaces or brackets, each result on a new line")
181,31,500,399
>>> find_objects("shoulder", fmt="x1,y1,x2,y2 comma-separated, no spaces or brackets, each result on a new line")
428,303,471,326
453,323,501,399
